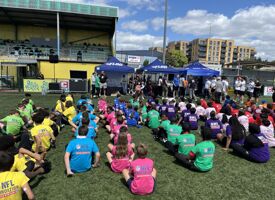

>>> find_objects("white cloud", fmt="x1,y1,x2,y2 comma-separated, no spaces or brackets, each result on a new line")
151,17,164,31
121,20,149,32
116,31,164,50
167,5,275,60
119,0,163,11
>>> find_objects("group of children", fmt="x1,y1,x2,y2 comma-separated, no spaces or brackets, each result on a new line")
1,91,275,199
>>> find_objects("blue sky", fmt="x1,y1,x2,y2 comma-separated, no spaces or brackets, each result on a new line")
63,0,275,60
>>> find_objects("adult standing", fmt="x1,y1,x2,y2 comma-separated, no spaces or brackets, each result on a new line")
162,75,168,98
91,72,96,97
179,75,186,97
210,76,217,99
157,76,163,97
173,74,180,98
234,76,241,102
215,77,223,103
247,79,255,101
95,73,100,97
239,77,246,104
254,80,262,103
189,76,196,100
222,77,229,101
204,78,211,99
99,71,108,96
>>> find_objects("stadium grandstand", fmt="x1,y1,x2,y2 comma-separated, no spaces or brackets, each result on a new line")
0,0,118,90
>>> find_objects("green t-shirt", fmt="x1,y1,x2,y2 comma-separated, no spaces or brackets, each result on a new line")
160,120,170,131
1,115,24,135
25,104,33,117
175,134,196,155
166,124,183,144
95,76,100,88
18,109,29,120
191,141,215,171
130,99,140,108
141,106,147,122
147,109,160,129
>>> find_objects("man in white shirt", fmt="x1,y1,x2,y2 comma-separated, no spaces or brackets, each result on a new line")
91,73,96,97
247,79,255,100
222,77,229,101
234,76,241,102
204,78,211,99
239,77,246,104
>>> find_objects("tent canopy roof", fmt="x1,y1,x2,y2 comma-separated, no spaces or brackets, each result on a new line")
96,57,135,73
139,59,178,74
178,62,220,76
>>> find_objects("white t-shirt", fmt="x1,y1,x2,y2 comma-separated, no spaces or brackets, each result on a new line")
205,107,216,119
238,115,249,132
210,80,216,89
222,80,229,93
247,81,255,93
260,125,275,147
158,78,163,86
235,80,241,90
178,102,186,112
196,106,205,117
240,80,246,92
204,80,211,89
179,77,185,87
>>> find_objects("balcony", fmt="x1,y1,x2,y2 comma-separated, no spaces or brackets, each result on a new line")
199,53,206,58
199,42,207,47
221,49,226,53
199,47,206,52
221,43,227,47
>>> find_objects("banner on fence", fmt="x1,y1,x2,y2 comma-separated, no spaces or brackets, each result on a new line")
23,79,52,93
264,86,273,96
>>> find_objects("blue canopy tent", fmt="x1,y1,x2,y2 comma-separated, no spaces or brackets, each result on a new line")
95,57,135,73
178,62,220,76
138,59,178,74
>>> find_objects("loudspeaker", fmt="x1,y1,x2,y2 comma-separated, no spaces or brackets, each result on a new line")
49,55,59,63
49,82,60,90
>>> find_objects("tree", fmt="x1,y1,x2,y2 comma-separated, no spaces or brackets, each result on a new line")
143,59,149,66
166,50,188,67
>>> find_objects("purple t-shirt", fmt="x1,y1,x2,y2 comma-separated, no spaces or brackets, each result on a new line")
187,114,198,130
205,119,222,139
181,109,191,122
249,133,270,163
160,104,168,115
166,105,176,120
226,126,244,145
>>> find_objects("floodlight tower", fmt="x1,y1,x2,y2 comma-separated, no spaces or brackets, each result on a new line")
162,0,168,64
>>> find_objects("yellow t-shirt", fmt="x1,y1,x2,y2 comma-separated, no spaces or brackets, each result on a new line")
0,171,29,200
63,106,76,121
42,118,54,127
31,124,53,152
10,154,35,172
55,100,65,113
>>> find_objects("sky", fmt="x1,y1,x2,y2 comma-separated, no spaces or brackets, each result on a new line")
55,0,275,60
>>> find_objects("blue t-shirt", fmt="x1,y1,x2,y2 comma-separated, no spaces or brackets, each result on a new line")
66,137,99,173
77,99,87,106
173,77,180,87
72,112,96,125
74,126,96,139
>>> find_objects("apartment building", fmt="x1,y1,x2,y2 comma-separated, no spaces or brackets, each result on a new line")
166,38,256,65
167,40,189,56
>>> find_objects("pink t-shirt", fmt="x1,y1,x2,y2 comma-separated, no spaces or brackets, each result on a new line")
107,112,115,123
98,100,107,112
111,145,133,173
110,118,117,130
130,158,154,195
114,133,132,145
112,124,124,135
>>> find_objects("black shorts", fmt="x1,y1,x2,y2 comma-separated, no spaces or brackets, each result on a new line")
173,86,179,91
234,90,239,95
127,177,156,194
238,91,245,96
254,91,260,98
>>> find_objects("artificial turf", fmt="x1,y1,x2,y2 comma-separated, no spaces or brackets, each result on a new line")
0,93,275,200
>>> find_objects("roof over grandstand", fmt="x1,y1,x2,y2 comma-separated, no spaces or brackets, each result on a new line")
0,0,118,32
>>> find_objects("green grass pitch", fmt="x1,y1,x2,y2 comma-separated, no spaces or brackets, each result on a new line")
0,93,274,200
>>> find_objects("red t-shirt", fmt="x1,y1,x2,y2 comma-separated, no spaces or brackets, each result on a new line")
212,102,222,113
111,145,133,173
201,99,208,109
130,158,154,195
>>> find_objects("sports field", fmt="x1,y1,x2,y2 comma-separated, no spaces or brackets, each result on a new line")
0,93,274,200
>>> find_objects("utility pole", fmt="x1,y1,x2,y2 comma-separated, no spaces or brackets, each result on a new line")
162,0,168,64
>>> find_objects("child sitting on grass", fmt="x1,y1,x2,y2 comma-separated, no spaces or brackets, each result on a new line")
106,132,135,173
65,126,100,176
122,143,157,196
175,126,215,172
0,151,35,200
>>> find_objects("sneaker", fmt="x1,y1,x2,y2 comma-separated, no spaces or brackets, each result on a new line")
162,138,167,143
